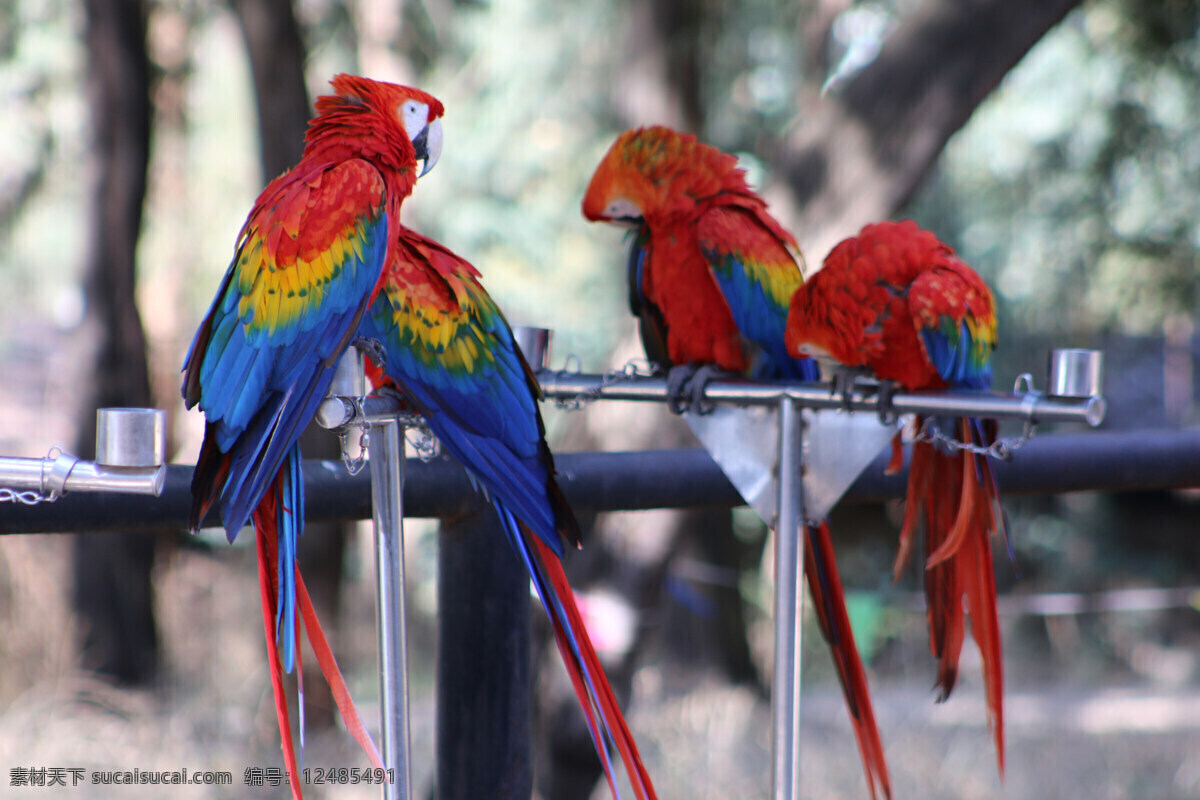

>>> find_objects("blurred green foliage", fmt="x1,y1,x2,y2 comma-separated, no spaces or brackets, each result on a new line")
3,0,1198,362
906,0,1200,345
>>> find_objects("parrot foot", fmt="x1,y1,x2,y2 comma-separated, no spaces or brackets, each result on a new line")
875,379,900,424
665,363,729,415
830,365,868,411
352,336,387,369
374,383,414,414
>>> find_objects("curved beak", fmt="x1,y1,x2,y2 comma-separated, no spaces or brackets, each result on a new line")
413,118,443,178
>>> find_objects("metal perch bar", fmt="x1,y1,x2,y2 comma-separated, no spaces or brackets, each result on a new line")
316,394,414,429
0,454,166,498
534,371,1105,426
528,343,1104,800
0,408,167,500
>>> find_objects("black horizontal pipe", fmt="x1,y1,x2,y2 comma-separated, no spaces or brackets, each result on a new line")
3,428,1200,535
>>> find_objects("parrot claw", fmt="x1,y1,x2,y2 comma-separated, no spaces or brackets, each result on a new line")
876,379,899,424
373,383,415,414
830,365,867,411
665,363,728,415
352,336,388,368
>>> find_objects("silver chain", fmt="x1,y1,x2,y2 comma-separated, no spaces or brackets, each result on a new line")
0,445,68,504
0,488,54,505
338,398,371,475
910,373,1040,461
550,356,661,411
910,416,1036,461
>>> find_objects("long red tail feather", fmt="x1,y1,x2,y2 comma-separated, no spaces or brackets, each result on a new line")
253,473,383,800
295,574,385,769
805,521,892,800
895,419,1005,775
528,532,657,800
255,525,303,800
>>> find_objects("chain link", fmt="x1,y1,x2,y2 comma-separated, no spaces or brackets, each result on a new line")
549,356,661,411
0,445,70,504
0,488,55,505
338,398,371,475
907,373,1042,461
910,416,1037,461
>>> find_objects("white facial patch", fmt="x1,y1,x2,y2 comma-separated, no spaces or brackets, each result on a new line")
603,197,643,221
400,100,430,143
793,342,830,359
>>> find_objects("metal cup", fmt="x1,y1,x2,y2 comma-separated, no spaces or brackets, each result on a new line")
96,408,167,467
513,326,552,370
1047,349,1103,398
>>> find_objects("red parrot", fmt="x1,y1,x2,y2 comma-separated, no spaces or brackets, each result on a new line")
355,227,657,800
786,219,1006,775
583,126,891,799
182,74,444,797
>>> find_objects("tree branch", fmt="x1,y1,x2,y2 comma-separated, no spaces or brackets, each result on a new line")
776,0,1083,258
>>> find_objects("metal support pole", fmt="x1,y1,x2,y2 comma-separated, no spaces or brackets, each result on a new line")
772,398,805,800
369,418,413,800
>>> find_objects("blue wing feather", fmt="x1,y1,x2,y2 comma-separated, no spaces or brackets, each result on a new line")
357,232,566,553
184,166,391,539
918,318,993,390
697,207,818,382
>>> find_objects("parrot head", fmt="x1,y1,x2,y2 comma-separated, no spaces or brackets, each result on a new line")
309,74,445,177
582,125,747,226
785,274,860,373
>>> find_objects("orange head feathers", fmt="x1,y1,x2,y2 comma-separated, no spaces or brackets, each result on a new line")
582,126,751,225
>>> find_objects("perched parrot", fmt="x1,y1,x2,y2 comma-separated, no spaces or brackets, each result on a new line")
182,74,444,797
785,219,1006,775
354,227,657,800
582,126,891,800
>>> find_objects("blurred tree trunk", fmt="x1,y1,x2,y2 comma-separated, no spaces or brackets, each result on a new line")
72,0,158,685
777,0,1084,258
609,0,704,131
231,0,311,174
230,0,352,730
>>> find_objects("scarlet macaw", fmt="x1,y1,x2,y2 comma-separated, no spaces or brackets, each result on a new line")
786,219,1006,775
182,74,444,797
355,227,657,800
583,126,891,799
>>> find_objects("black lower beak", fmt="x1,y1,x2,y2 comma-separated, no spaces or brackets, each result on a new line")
413,126,430,162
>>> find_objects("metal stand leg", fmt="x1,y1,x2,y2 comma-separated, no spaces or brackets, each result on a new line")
772,398,806,800
369,418,413,800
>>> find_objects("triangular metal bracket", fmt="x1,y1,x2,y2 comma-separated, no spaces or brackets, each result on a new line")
685,405,898,527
